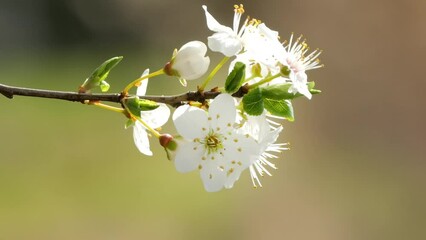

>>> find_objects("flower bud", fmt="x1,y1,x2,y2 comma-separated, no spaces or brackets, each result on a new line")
159,134,174,149
164,41,210,83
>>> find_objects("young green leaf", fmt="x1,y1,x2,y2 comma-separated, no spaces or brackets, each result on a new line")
124,97,159,117
124,97,142,117
263,98,295,121
80,56,123,92
138,99,160,111
242,87,264,116
307,81,322,95
260,83,294,100
261,81,322,100
225,62,245,94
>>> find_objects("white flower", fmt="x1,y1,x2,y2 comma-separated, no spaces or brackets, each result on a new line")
228,23,282,82
172,94,260,192
202,4,247,57
239,113,288,188
242,23,284,68
133,69,170,156
166,41,210,84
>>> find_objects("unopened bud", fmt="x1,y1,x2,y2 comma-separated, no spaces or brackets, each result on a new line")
159,134,175,149
160,134,179,161
164,41,210,82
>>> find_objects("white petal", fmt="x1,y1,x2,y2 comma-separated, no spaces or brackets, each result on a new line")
209,94,236,130
260,125,283,153
258,23,279,41
202,5,234,33
173,105,209,140
173,41,210,80
172,55,210,80
208,34,242,57
136,69,150,96
223,133,260,168
224,168,244,189
199,156,227,192
175,41,208,60
140,103,170,129
219,131,260,189
174,142,203,173
291,72,312,99
133,122,152,156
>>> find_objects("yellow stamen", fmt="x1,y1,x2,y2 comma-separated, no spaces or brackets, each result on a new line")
234,4,245,14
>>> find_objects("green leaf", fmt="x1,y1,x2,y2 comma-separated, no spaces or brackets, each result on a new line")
80,56,123,92
124,97,142,117
307,81,321,95
310,89,321,94
91,56,123,82
225,62,246,93
260,83,294,100
261,81,322,100
138,99,160,111
242,87,264,116
263,98,295,121
124,97,160,117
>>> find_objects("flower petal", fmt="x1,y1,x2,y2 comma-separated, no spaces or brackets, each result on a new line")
172,41,210,80
174,142,203,173
220,131,260,189
133,122,152,156
208,34,242,57
140,103,170,129
173,105,209,140
136,69,150,96
209,94,236,131
202,5,234,33
289,71,312,99
223,132,260,169
224,168,244,189
199,155,227,192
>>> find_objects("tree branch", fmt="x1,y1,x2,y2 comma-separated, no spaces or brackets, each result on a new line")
0,83,248,107
0,83,122,103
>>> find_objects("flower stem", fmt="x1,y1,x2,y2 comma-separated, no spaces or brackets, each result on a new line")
122,69,165,94
89,102,126,114
198,57,230,91
122,104,161,138
248,73,282,89
242,75,256,84
135,116,161,138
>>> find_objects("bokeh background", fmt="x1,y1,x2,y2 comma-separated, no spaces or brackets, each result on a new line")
0,0,425,239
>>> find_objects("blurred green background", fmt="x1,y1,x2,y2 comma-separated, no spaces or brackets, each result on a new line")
0,0,425,239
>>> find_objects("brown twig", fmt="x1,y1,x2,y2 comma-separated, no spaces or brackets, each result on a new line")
0,83,249,107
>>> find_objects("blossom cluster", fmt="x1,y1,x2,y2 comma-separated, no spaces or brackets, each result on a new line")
134,4,322,192
84,4,322,192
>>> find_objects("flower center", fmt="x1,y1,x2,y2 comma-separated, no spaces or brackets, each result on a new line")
203,131,223,154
